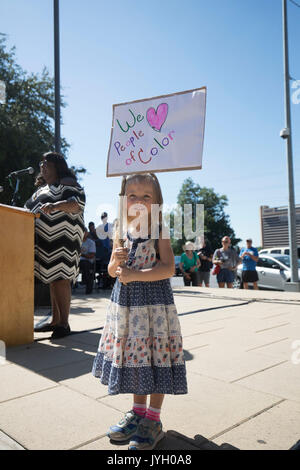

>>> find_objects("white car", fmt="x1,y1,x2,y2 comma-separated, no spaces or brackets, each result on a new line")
236,254,300,291
259,246,300,258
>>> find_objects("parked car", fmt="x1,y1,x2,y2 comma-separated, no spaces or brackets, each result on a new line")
236,254,300,291
259,246,300,258
174,255,182,276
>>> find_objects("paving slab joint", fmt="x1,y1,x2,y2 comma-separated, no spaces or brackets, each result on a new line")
0,430,25,450
209,399,286,441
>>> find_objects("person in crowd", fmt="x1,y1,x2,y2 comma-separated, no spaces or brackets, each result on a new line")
88,221,99,241
240,238,259,290
26,152,85,339
179,241,201,286
94,237,113,289
96,212,113,252
80,227,96,294
212,236,240,288
197,238,213,287
92,173,187,451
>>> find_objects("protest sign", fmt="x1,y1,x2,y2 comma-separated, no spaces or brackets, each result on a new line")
107,87,206,177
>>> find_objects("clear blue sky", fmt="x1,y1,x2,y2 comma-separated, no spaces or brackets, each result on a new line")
2,0,300,247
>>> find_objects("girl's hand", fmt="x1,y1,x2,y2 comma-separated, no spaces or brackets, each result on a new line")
113,247,129,264
115,266,136,283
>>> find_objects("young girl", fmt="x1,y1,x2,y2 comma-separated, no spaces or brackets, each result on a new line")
92,173,188,450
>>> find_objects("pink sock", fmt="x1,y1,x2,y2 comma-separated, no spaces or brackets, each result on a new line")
145,406,161,422
133,403,147,418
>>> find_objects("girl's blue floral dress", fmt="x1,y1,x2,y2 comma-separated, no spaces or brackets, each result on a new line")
92,232,188,395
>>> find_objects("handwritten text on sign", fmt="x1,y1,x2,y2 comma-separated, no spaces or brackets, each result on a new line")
107,88,206,177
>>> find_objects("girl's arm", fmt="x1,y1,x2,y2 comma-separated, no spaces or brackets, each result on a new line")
108,240,128,278
116,238,175,283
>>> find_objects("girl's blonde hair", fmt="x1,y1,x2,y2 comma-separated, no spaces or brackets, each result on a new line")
114,173,163,243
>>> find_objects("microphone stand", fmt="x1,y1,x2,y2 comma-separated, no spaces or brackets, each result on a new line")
8,176,21,207
6,168,34,207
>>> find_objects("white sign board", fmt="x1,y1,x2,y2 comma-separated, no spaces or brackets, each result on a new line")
107,87,206,177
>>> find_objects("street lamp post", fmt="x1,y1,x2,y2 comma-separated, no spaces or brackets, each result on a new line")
0,80,6,105
54,0,61,153
282,0,300,291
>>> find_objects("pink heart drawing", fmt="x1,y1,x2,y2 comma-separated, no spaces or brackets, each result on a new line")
146,103,168,132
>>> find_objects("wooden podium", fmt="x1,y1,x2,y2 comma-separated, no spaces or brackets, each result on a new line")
0,204,38,346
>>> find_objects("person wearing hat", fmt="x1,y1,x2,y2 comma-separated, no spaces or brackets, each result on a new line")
179,241,201,286
239,239,259,289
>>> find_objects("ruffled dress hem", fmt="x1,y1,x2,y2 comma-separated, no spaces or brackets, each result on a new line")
92,353,188,395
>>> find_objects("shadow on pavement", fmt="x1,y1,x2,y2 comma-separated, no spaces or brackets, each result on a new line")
34,306,97,318
183,350,194,361
70,306,96,315
7,333,195,384
6,331,101,381
156,430,239,450
108,430,239,450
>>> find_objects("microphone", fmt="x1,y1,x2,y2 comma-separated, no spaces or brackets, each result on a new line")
7,167,35,177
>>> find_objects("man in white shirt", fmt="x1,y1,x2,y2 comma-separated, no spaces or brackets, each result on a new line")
96,212,113,251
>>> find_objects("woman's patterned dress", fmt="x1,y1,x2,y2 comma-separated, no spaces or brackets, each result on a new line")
25,182,85,283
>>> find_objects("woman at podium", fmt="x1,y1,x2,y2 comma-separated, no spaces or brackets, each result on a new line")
25,152,85,339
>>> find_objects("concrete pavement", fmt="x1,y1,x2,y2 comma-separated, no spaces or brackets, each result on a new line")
1,284,300,450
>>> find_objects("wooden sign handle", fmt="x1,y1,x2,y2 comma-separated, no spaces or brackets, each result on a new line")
117,178,127,283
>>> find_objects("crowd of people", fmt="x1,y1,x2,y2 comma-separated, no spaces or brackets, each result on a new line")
78,213,115,294
179,236,259,290
80,224,260,294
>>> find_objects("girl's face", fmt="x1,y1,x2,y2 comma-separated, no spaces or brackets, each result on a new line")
125,181,155,222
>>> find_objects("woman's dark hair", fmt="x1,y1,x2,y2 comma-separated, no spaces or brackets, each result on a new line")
35,152,78,187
